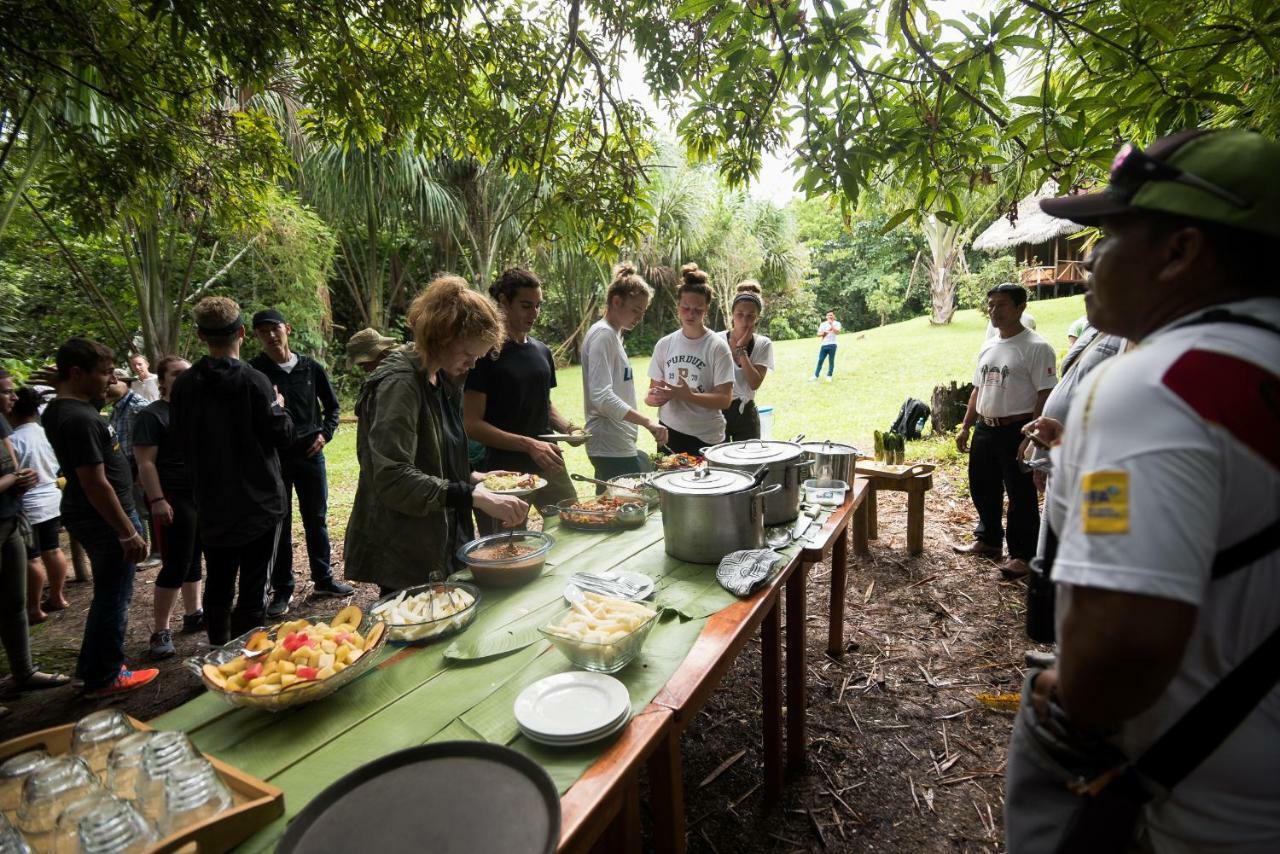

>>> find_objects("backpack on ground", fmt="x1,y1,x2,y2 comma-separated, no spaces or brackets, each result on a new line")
889,397,931,440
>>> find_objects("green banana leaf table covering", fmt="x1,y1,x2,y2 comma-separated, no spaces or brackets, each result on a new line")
152,483,866,852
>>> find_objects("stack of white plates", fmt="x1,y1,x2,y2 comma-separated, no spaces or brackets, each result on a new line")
514,672,632,747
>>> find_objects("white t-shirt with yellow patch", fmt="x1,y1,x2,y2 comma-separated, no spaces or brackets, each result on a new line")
1048,298,1280,853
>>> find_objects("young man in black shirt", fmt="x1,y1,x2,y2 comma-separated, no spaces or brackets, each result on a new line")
171,297,296,645
250,309,353,618
42,339,159,697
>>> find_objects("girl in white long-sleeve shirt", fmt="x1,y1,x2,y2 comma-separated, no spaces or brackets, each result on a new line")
580,265,668,486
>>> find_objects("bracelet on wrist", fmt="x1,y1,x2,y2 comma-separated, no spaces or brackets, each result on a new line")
148,495,165,506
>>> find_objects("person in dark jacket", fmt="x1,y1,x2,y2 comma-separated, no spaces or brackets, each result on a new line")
250,309,352,617
171,297,295,645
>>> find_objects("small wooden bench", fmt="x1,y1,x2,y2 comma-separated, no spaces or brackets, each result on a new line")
853,464,934,556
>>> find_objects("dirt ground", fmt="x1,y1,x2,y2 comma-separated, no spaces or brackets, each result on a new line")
0,466,1039,852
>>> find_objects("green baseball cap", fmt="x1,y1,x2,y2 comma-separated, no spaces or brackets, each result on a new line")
1040,129,1280,239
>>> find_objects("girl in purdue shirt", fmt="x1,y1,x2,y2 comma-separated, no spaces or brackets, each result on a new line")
645,263,735,454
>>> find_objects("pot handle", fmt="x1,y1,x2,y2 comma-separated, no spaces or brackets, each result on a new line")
749,464,770,490
755,483,783,498
790,433,805,443
752,483,782,518
795,458,814,470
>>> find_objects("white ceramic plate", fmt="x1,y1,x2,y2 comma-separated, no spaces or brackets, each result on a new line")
538,432,591,443
516,702,628,742
562,570,655,604
514,672,630,739
519,709,631,747
480,472,548,497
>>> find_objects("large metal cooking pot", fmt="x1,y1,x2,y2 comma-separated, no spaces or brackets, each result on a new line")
800,440,861,483
700,440,811,525
650,467,781,564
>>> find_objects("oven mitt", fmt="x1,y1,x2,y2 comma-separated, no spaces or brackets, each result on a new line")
716,549,785,598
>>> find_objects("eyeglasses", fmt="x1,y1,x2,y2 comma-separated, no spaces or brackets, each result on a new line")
1109,142,1248,209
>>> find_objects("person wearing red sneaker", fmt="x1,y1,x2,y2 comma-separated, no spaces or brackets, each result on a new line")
42,339,158,696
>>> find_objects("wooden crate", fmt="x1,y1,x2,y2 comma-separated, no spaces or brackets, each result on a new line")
0,717,283,853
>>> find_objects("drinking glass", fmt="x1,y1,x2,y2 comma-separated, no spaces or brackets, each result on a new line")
17,756,101,841
0,751,51,812
0,811,33,854
51,792,117,854
131,732,196,824
159,759,232,836
103,734,158,802
71,712,136,776
73,800,157,854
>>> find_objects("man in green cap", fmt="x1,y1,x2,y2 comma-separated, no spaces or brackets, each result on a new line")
1004,129,1280,852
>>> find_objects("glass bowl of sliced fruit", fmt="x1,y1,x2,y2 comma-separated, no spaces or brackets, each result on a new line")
185,605,388,711
371,582,481,645
539,593,659,673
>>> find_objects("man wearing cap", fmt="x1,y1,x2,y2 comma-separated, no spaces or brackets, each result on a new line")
346,328,399,374
250,309,352,617
1005,129,1280,852
170,297,296,645
953,283,1057,578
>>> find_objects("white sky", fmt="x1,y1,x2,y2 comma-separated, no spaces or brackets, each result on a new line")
615,0,992,203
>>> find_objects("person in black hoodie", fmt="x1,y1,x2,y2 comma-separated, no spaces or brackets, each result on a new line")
170,297,295,645
249,309,352,617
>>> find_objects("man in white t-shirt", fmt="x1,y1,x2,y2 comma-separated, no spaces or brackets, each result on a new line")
128,354,160,403
1004,129,1280,853
954,283,1057,577
811,311,841,381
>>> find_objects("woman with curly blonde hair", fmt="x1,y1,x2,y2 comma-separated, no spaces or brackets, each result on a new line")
344,276,528,592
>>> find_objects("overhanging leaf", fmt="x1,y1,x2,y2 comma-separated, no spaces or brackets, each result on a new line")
444,625,545,662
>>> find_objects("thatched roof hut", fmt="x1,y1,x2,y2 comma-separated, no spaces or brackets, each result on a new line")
972,183,1090,295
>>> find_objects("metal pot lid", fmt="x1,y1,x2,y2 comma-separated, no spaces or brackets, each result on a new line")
800,440,860,456
703,440,803,466
651,467,756,495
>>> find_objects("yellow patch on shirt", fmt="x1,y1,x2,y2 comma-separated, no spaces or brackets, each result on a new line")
1081,470,1130,534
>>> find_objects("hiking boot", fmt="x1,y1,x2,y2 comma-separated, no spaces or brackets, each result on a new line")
148,630,175,660
311,578,354,598
267,591,291,618
181,610,205,634
1000,558,1032,579
951,540,1002,558
85,666,159,698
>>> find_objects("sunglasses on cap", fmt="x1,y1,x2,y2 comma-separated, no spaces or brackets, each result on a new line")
1109,142,1248,209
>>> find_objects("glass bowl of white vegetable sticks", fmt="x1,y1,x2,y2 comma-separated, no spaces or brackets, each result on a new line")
540,593,659,673
371,582,481,644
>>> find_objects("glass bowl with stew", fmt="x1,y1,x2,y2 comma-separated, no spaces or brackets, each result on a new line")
456,531,555,588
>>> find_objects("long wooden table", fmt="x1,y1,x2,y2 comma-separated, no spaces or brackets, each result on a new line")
154,489,868,853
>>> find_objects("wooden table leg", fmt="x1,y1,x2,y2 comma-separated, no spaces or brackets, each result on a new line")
867,488,879,540
648,730,685,854
786,562,808,773
852,494,869,556
907,488,925,555
826,547,846,658
762,597,783,801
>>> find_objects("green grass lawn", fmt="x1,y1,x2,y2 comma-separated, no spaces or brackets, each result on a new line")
323,295,1085,539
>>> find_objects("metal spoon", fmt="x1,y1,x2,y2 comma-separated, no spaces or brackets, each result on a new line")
570,472,648,497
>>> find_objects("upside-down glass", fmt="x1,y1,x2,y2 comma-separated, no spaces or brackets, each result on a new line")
51,791,118,854
0,811,32,854
18,756,101,838
132,732,197,824
73,799,157,854
0,750,51,812
71,711,136,776
103,733,158,802
159,758,233,836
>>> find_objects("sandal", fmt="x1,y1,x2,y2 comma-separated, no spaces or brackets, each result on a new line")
18,670,71,690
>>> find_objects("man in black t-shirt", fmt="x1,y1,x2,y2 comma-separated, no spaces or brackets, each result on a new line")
171,297,295,645
249,308,352,618
42,338,159,697
463,269,579,533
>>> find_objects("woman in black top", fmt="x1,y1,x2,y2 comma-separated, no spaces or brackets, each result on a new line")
134,356,202,660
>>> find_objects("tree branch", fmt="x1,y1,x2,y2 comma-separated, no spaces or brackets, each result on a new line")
184,233,262,302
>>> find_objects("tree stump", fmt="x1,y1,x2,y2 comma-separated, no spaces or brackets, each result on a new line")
930,381,973,434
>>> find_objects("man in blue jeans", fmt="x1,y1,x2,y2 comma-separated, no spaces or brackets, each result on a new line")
812,311,841,381
250,309,352,617
42,338,159,697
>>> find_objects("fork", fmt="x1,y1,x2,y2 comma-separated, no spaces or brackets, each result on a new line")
570,572,646,598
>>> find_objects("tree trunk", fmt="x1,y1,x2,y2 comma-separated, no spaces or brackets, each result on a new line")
930,381,973,434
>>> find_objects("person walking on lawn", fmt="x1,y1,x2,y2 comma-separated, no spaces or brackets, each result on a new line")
250,309,352,617
41,339,157,697
171,297,296,646
134,356,204,659
811,310,841,381
953,283,1057,578
464,268,579,533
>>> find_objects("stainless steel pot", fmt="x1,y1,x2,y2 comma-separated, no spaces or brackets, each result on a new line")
650,467,781,564
800,440,861,483
700,440,811,525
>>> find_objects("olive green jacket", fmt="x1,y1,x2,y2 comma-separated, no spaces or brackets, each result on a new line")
343,348,467,590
